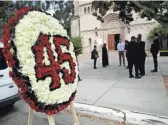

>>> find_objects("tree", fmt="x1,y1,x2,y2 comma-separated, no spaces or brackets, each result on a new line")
92,1,168,28
13,1,74,36
70,37,82,55
53,1,74,36
0,1,16,38
0,1,41,38
148,25,168,50
0,1,74,38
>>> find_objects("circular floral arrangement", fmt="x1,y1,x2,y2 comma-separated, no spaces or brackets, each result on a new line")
2,7,78,115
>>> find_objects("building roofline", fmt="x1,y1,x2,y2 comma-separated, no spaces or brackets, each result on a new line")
79,2,92,7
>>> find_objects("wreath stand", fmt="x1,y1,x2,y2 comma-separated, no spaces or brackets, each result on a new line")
28,102,80,125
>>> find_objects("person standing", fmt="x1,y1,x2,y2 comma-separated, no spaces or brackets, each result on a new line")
137,34,147,76
125,40,129,69
91,45,99,69
127,36,141,79
150,33,160,72
102,43,109,68
117,39,125,66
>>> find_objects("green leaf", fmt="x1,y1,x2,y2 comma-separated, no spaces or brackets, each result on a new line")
70,37,82,55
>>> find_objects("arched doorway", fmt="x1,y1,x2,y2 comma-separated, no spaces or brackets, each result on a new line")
102,13,124,51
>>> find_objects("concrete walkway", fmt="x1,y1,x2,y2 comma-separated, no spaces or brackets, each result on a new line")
75,52,168,117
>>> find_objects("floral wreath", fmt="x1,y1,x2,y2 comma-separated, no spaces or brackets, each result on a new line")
2,7,78,115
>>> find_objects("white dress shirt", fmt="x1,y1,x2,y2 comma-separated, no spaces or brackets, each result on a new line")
117,42,125,51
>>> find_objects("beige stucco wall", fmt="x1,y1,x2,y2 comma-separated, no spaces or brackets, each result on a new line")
125,22,158,50
80,14,102,32
71,17,80,37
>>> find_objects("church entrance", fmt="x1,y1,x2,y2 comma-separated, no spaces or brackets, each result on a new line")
114,34,120,50
108,34,120,51
108,34,115,51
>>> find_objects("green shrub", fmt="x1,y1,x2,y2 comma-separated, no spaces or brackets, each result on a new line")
148,25,168,50
70,37,82,55
148,25,168,40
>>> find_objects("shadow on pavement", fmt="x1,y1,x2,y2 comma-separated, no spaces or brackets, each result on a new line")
0,105,17,117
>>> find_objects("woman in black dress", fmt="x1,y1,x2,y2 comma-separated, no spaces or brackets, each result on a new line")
102,43,109,67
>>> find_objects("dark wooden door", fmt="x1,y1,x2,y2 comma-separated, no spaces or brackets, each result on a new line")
108,34,115,51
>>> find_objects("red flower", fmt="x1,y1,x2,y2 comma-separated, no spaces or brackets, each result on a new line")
8,60,15,67
21,87,27,94
5,43,11,48
47,111,52,115
3,27,10,36
8,15,18,25
7,53,13,60
9,71,14,78
30,101,36,109
40,35,49,43
18,7,29,15
2,35,10,43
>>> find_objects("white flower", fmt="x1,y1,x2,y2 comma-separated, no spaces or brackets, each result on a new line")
14,11,78,105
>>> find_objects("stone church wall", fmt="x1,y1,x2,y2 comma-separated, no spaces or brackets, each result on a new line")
71,0,159,53
71,17,80,37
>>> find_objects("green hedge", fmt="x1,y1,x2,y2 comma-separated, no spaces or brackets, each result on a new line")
70,37,82,55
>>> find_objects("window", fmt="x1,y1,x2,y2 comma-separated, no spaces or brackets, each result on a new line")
127,27,130,34
89,38,92,52
91,6,94,12
84,7,86,14
88,6,90,13
0,48,7,70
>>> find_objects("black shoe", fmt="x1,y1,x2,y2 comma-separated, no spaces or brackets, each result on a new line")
140,72,146,76
139,73,145,76
141,74,145,76
135,76,141,79
151,70,157,72
103,66,106,68
79,79,82,82
129,75,134,78
94,67,97,69
118,65,121,67
126,67,129,69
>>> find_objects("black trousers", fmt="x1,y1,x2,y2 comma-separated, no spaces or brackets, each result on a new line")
152,53,158,70
128,60,139,77
94,58,97,68
138,57,146,75
126,52,129,67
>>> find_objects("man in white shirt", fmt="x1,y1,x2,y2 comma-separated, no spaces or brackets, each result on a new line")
117,39,125,66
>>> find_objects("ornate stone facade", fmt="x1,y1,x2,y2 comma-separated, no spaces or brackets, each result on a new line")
71,1,159,53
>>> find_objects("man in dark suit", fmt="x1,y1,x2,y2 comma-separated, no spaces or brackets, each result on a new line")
91,45,99,69
150,33,160,72
137,34,147,76
127,36,141,79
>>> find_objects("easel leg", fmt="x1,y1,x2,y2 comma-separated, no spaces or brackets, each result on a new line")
28,107,33,125
48,115,56,125
70,102,80,125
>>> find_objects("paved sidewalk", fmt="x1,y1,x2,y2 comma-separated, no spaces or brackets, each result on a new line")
75,53,168,117
3,100,116,125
